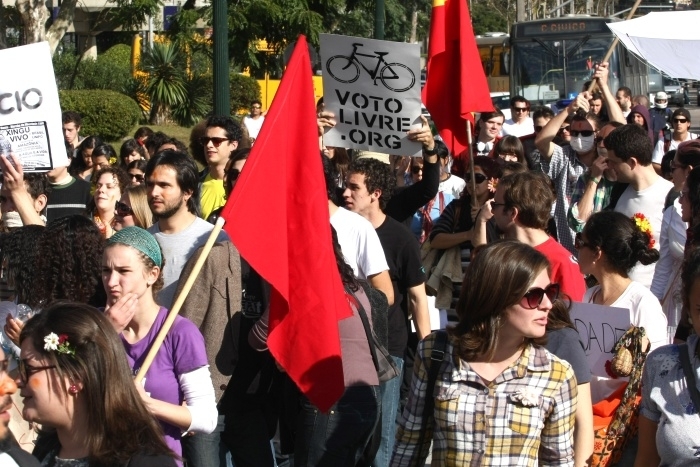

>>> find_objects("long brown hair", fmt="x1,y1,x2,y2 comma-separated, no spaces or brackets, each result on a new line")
21,302,175,465
449,241,549,361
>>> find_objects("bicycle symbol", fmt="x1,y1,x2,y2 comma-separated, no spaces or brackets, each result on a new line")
326,43,416,93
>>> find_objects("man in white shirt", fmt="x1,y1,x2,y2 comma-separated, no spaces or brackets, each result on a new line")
501,95,534,137
652,107,697,166
242,100,265,143
604,124,673,288
616,86,632,119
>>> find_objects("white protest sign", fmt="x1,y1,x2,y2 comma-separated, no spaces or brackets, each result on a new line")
0,42,68,172
570,302,630,377
320,34,422,156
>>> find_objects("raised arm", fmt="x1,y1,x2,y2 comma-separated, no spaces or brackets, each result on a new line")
536,94,590,160
592,62,625,124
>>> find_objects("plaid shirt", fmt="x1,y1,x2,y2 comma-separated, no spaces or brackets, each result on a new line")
391,333,577,467
567,171,615,233
539,144,586,255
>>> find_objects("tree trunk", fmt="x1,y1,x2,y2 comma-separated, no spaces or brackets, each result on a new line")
409,7,418,43
46,0,78,55
16,0,49,44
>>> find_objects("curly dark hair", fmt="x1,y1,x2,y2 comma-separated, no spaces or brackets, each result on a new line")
86,168,130,216
347,158,395,211
0,225,45,303
582,211,659,277
30,215,106,309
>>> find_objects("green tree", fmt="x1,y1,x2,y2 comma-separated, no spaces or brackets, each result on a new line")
140,42,188,125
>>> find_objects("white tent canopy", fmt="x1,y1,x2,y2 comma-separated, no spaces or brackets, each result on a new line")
607,11,700,80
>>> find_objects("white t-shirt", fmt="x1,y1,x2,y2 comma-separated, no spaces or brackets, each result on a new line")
439,174,466,199
149,217,230,309
243,115,265,139
330,207,388,280
651,132,697,164
614,176,673,288
584,281,668,402
500,117,534,137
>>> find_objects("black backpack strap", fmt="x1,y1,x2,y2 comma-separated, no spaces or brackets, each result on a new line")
417,330,448,447
678,343,700,416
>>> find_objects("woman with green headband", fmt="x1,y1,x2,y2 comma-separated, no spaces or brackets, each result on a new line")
102,227,218,463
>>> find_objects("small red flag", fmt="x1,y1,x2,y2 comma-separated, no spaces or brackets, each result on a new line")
422,0,494,156
219,36,349,412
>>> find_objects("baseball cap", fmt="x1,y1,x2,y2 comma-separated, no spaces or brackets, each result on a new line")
655,91,668,101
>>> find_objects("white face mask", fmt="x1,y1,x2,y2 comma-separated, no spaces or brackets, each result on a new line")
656,101,667,109
2,211,23,229
570,135,595,154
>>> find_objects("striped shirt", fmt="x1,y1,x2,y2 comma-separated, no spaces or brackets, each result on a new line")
391,333,577,467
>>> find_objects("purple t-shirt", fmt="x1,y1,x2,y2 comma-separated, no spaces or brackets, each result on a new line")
121,307,208,458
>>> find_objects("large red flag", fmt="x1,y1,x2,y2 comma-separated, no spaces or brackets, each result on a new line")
219,36,349,412
422,0,494,156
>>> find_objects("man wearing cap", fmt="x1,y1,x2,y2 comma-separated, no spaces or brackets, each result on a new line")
650,91,673,146
652,108,697,167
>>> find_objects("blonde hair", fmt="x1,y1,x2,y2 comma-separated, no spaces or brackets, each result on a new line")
125,185,154,229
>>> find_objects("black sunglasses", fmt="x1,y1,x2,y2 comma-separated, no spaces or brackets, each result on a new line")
129,173,144,182
466,173,488,184
673,118,688,124
512,107,529,113
574,232,594,250
18,359,56,384
520,283,560,309
570,130,594,137
411,165,423,174
200,137,230,147
115,201,133,217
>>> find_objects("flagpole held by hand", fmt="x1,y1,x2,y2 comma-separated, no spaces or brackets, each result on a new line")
466,120,478,210
134,216,225,383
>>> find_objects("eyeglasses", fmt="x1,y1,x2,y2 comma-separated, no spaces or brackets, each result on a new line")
129,173,144,183
411,165,423,174
673,118,688,124
570,130,595,137
199,137,230,147
574,232,595,250
115,201,133,217
491,202,506,209
18,360,56,384
512,107,529,113
466,173,488,184
534,125,543,132
558,126,571,134
520,283,560,309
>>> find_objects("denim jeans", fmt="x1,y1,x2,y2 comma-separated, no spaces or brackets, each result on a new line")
294,385,379,466
372,356,404,467
222,404,276,467
182,414,231,467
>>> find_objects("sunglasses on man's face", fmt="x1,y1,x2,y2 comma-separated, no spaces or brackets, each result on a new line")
673,118,688,124
520,283,560,309
200,137,230,147
570,130,594,137
115,201,133,217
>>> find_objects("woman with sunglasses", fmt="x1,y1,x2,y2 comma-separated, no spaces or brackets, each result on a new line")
651,141,700,343
127,159,148,187
427,157,501,311
17,301,178,466
102,227,218,462
207,148,250,224
86,167,130,238
114,184,154,231
577,211,667,354
392,240,577,466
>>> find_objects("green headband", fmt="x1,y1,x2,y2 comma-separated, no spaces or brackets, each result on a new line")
107,227,162,267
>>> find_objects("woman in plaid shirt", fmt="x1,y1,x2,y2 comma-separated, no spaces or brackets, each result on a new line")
392,241,578,466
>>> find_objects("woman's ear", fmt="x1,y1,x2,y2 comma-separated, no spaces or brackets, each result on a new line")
146,266,160,287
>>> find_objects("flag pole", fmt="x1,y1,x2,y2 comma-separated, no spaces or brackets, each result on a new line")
587,0,643,95
134,216,225,383
466,120,477,209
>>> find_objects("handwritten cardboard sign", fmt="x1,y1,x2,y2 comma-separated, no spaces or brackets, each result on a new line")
320,34,422,156
570,302,630,377
0,42,68,172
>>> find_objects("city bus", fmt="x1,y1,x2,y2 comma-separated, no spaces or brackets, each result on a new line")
476,32,510,92
508,15,650,107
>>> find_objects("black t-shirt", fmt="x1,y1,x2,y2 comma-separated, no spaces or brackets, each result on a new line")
375,216,426,357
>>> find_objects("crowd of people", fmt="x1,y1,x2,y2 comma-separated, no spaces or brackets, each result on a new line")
0,61,697,467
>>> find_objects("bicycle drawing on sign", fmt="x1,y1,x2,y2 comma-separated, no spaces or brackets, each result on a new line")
326,43,416,93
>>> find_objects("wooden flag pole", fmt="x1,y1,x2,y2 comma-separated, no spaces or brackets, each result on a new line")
587,0,644,95
134,216,226,383
466,119,478,209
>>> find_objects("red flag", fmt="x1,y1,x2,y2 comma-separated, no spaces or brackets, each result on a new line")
422,0,494,156
220,36,349,412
